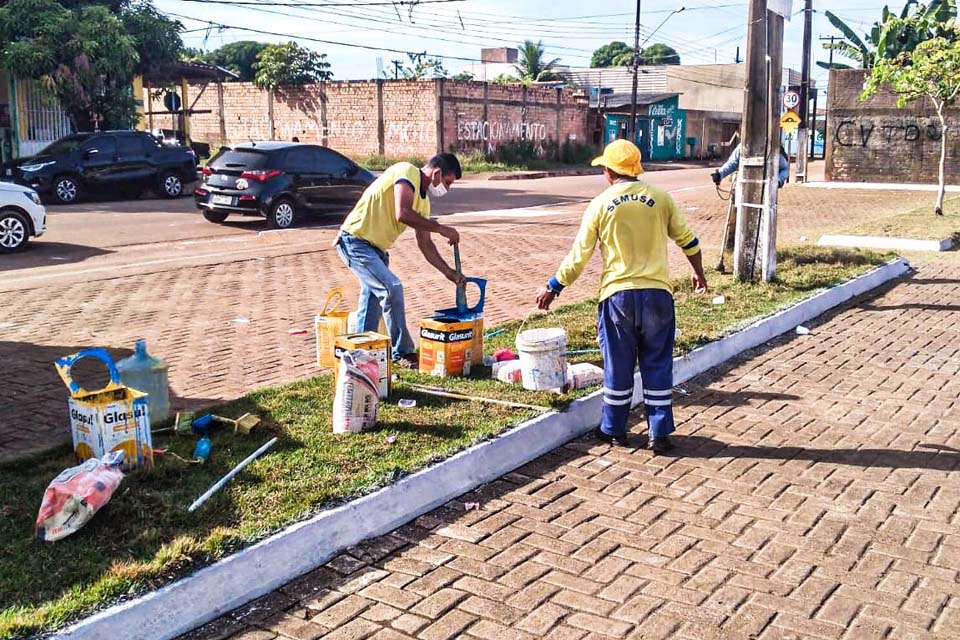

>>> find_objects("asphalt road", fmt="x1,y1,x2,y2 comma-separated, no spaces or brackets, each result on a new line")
0,167,717,290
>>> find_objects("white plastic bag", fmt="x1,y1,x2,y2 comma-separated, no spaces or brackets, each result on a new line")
333,350,380,434
36,451,125,541
566,363,604,390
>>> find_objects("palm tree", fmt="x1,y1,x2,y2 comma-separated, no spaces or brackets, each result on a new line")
820,0,958,70
515,40,562,82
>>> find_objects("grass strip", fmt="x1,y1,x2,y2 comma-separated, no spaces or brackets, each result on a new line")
839,196,960,241
0,245,892,639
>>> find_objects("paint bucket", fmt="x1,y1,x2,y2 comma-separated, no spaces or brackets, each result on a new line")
515,327,567,391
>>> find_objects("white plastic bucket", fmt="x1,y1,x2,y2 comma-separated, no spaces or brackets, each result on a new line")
516,327,567,391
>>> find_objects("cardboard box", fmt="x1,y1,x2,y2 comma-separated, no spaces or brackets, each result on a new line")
334,332,391,398
419,316,482,377
54,348,153,471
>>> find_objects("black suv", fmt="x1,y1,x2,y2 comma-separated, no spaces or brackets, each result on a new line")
0,131,198,204
195,142,375,229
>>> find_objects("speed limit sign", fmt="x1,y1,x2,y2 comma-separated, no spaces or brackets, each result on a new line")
783,90,801,111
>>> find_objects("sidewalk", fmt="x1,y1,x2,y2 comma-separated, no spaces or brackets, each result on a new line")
180,259,960,640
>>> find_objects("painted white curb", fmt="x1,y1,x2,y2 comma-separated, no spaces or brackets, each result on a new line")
52,258,910,640
818,234,955,252
801,181,960,192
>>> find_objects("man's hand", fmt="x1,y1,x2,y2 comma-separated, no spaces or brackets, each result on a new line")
691,272,708,294
445,269,466,285
536,286,557,311
711,171,722,185
438,225,460,246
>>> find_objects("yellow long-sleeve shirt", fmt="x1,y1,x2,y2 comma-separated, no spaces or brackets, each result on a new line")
549,180,701,302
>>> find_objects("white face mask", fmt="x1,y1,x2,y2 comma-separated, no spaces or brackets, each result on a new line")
428,180,448,199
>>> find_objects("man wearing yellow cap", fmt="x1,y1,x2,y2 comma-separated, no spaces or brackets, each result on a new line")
535,140,708,454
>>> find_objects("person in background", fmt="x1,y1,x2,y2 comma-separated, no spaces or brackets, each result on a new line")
336,153,464,368
711,143,790,188
535,140,708,455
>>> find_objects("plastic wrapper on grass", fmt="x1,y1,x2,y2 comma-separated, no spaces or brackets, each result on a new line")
36,452,125,542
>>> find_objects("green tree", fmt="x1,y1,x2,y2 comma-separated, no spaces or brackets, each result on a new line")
253,41,332,89
862,26,960,214
393,52,447,79
642,43,681,65
452,70,474,81
0,0,180,131
820,0,957,69
491,73,521,84
591,41,633,67
515,40,562,82
202,40,267,82
123,2,183,77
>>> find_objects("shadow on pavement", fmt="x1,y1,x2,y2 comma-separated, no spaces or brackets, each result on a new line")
674,434,960,471
0,241,113,272
0,341,221,464
679,389,801,406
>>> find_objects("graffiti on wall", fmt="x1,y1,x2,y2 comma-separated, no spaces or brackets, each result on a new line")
833,116,943,148
456,120,548,143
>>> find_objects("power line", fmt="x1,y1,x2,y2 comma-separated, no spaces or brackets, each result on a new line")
176,0,465,5
162,10,490,61
168,1,600,59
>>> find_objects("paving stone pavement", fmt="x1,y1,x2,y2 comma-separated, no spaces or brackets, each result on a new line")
177,258,960,640
0,184,938,460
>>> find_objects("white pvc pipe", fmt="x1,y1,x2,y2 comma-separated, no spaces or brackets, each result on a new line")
188,437,278,513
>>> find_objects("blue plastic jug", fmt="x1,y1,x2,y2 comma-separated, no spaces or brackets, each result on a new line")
117,340,170,424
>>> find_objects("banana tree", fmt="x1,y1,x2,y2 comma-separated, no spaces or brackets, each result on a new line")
820,1,958,70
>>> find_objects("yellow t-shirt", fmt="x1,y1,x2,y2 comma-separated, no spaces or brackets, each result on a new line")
553,180,700,301
340,162,431,251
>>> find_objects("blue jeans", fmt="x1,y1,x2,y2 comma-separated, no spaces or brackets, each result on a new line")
336,232,416,360
598,289,676,439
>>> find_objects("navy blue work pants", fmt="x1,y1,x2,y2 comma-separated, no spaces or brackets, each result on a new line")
598,289,676,439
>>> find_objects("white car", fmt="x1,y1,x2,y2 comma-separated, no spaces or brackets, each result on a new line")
0,180,46,253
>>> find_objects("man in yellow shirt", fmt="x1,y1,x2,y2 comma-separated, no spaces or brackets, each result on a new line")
536,140,708,454
337,153,464,368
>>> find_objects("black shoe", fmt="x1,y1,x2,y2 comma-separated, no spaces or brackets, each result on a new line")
649,437,675,455
594,426,630,447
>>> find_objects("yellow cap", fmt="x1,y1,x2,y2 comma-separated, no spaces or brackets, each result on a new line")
591,139,644,176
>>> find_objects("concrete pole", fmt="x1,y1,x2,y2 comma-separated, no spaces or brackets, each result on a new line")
733,0,769,282
629,0,642,144
762,11,784,283
796,0,813,182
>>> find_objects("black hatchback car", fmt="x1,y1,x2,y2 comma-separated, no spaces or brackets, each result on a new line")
0,131,197,204
195,142,375,229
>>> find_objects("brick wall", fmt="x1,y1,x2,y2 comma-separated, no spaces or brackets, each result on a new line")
826,69,959,183
147,80,589,161
442,80,589,156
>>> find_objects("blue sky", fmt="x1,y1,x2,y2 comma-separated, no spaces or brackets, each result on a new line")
157,0,890,86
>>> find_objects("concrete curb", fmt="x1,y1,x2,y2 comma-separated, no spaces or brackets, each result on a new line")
486,162,708,181
801,181,960,192
818,234,955,252
52,258,910,640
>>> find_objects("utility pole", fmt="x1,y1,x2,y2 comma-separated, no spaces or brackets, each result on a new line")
391,59,403,80
761,9,784,282
819,35,837,162
629,0,642,144
734,0,786,282
795,0,813,183
733,0,770,282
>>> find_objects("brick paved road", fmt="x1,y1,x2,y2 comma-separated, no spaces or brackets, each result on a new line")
0,174,937,460
181,259,960,640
